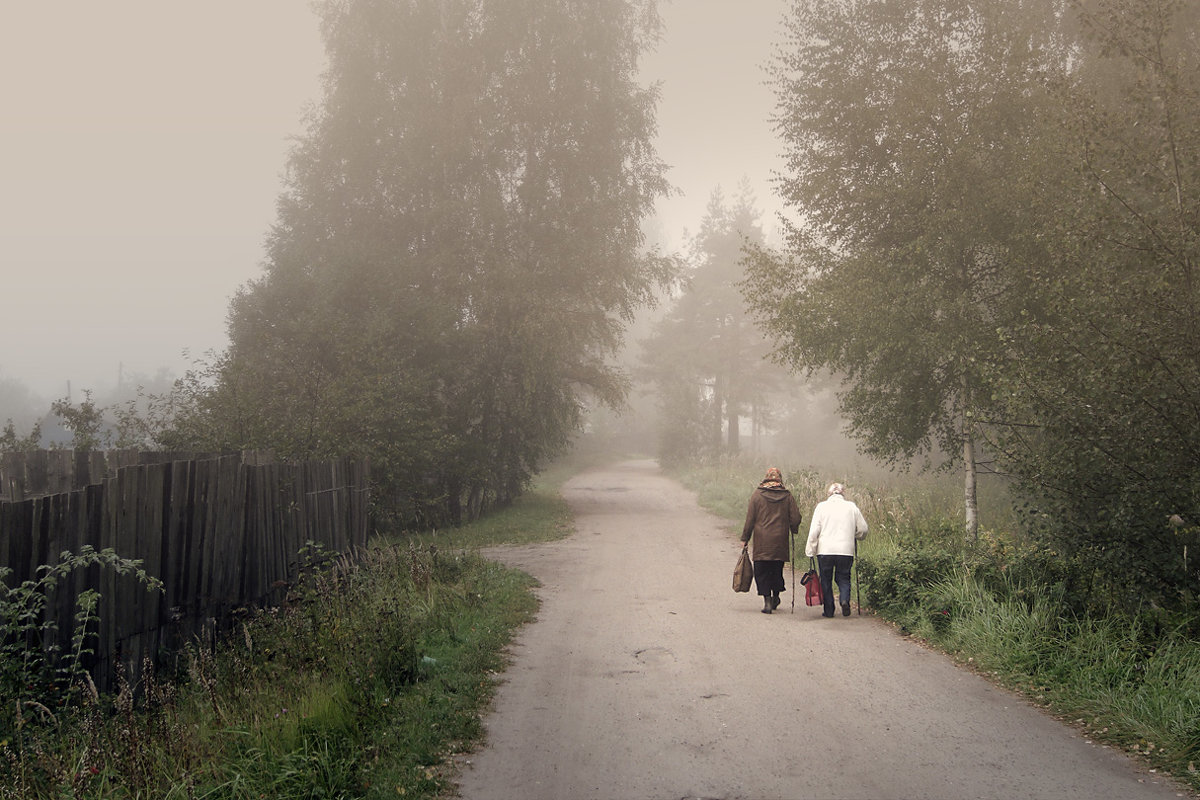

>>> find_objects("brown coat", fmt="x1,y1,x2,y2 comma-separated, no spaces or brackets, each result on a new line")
740,484,803,562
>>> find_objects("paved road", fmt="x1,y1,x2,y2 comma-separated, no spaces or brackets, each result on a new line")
453,460,1189,800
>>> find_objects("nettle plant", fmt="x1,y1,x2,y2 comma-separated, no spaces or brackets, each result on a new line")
0,546,162,720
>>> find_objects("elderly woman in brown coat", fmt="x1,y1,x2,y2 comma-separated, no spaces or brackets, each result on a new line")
739,467,803,613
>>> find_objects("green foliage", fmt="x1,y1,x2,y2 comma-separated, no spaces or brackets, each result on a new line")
750,0,1071,461
0,547,162,738
49,391,108,452
398,486,574,550
671,454,1009,541
856,524,1084,626
978,0,1200,611
673,457,819,526
0,419,41,453
105,397,155,450
744,0,1081,543
855,534,958,618
752,0,1200,602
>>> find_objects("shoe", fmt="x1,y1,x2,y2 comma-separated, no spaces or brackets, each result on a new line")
770,595,781,610
762,597,773,614
842,603,851,616
821,611,834,618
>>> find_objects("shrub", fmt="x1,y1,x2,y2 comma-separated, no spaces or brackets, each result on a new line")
857,547,955,613
0,547,161,733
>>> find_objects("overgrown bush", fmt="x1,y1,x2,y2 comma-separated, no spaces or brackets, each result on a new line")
859,521,1196,638
856,546,957,617
0,547,161,737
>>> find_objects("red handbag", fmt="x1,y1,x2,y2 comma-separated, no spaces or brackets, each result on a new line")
800,559,823,606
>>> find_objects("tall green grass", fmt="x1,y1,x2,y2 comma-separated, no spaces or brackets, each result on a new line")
674,455,1200,792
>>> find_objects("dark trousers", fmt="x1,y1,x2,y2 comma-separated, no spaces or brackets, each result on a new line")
753,560,786,597
817,554,854,615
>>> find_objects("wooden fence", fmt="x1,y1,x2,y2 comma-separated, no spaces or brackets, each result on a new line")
0,451,370,693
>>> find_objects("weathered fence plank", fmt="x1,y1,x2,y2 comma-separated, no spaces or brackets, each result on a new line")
161,459,191,657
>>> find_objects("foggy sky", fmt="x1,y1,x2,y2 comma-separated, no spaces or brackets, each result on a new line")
1,0,785,404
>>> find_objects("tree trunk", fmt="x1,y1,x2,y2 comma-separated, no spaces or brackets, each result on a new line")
751,399,761,455
710,377,723,453
963,424,979,542
726,402,739,453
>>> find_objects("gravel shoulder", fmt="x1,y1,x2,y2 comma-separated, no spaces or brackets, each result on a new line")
452,459,1189,800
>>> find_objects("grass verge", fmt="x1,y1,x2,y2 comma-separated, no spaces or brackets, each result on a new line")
1,476,575,799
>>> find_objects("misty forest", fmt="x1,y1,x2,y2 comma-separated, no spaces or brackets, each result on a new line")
6,0,1194,602
2,0,1200,794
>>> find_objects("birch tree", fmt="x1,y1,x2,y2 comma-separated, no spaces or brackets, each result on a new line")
744,0,1073,539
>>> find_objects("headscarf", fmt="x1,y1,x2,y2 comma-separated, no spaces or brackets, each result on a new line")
760,467,784,489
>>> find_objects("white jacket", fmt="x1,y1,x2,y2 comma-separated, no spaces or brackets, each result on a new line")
805,494,868,557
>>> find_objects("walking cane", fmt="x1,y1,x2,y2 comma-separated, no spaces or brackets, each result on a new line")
790,528,796,613
854,539,861,615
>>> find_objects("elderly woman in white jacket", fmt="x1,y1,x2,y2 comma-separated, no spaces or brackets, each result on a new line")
804,483,869,617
